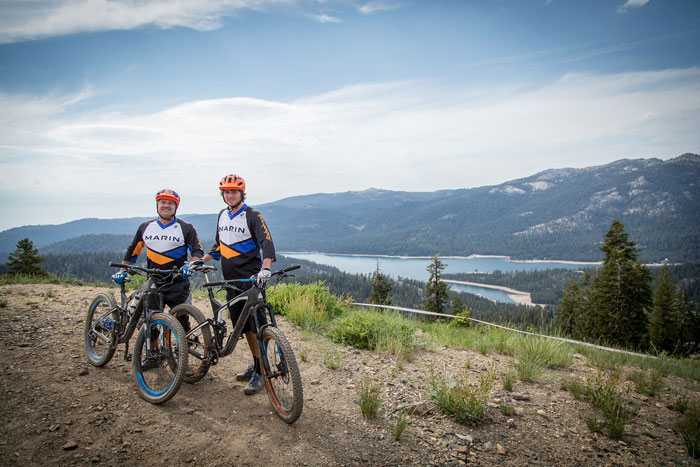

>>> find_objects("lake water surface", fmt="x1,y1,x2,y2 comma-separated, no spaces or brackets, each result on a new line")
280,252,599,304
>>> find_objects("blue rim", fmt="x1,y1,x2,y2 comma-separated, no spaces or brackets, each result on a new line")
136,319,180,397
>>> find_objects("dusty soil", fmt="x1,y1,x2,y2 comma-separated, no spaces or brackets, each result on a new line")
0,283,698,466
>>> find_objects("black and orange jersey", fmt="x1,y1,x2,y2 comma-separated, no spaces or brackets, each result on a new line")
208,204,276,279
123,217,204,273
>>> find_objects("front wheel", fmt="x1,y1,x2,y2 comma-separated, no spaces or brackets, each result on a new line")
132,313,187,404
84,293,118,366
170,304,212,383
261,326,303,424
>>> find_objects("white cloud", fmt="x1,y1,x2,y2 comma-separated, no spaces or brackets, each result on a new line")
618,0,650,13
0,0,290,43
1,68,699,229
314,13,341,23
357,1,402,14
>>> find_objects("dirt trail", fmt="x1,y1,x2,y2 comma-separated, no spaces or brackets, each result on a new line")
0,283,698,466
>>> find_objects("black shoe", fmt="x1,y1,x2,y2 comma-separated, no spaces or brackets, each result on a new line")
140,356,161,371
235,364,255,382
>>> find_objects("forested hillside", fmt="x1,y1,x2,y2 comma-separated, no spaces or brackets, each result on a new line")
2,154,698,263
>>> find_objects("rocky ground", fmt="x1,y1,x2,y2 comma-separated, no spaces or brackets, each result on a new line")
0,282,698,466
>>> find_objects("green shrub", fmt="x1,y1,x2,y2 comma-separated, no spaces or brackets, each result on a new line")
561,377,586,400
501,369,515,392
393,414,409,441
321,346,343,370
358,377,382,419
586,371,633,440
327,309,415,359
627,369,665,397
268,282,345,331
428,363,497,426
676,400,700,459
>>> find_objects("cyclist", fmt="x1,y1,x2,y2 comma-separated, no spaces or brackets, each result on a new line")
200,174,276,395
112,189,204,333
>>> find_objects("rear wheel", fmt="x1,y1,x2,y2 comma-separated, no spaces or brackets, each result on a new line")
261,326,303,424
84,293,118,367
132,313,187,404
170,304,212,383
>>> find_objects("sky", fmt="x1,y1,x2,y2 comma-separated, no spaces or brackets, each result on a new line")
1,0,699,232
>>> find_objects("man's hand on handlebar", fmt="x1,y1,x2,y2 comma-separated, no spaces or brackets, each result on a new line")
112,270,130,285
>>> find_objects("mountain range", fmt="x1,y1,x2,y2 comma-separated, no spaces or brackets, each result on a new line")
1,154,698,262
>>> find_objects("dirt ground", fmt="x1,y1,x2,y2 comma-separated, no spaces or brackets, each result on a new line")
0,283,698,466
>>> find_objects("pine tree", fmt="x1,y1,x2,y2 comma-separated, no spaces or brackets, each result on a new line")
6,238,46,276
369,263,393,306
424,256,450,316
449,295,471,327
558,280,581,336
648,266,680,353
588,220,652,349
677,287,700,355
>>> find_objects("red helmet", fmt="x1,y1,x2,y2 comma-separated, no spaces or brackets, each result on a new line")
155,189,180,207
219,174,246,192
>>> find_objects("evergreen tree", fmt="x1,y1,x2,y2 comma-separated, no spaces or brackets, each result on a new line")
6,238,46,276
649,266,680,353
424,256,450,316
677,287,700,355
448,295,471,327
369,263,393,306
557,280,581,336
587,220,652,349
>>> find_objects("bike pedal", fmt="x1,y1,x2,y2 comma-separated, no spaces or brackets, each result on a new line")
124,353,133,362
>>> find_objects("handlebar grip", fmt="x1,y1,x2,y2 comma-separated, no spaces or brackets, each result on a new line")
274,265,301,275
109,262,131,269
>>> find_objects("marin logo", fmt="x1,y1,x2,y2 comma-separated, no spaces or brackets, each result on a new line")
219,225,246,233
145,235,182,242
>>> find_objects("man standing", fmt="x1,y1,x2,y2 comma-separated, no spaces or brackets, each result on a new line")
201,174,276,395
112,189,204,331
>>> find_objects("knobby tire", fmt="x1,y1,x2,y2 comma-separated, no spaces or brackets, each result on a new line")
84,293,118,367
132,312,187,404
261,326,303,424
170,304,212,383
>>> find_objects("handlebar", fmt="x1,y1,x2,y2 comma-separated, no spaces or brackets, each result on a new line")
108,262,180,276
201,264,301,289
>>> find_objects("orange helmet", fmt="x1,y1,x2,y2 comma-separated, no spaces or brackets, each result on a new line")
155,189,180,207
219,174,246,192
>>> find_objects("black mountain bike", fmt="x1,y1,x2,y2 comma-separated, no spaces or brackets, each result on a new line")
171,264,303,424
84,262,188,404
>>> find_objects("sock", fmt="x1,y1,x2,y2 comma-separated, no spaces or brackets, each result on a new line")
254,357,261,375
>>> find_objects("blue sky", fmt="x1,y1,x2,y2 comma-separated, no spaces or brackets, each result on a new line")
1,0,699,231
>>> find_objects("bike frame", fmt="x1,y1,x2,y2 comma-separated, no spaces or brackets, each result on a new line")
186,266,296,375
107,262,183,358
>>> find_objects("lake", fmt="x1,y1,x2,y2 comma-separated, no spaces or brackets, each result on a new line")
280,252,599,305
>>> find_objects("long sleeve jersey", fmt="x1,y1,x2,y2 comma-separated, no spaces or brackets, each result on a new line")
123,217,204,273
208,204,276,279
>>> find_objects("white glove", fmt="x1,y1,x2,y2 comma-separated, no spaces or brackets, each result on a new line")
256,268,271,286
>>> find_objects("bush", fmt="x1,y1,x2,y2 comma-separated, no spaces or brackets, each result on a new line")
676,400,700,459
627,368,665,397
428,363,497,426
268,281,345,330
515,336,573,381
357,377,382,419
586,371,633,440
328,309,415,359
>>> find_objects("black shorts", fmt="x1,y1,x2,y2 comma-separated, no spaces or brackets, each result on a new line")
146,279,191,331
226,282,267,334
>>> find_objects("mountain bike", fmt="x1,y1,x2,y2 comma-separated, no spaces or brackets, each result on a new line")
171,264,303,424
84,262,188,404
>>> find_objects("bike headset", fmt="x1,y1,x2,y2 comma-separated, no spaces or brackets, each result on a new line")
155,189,180,220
